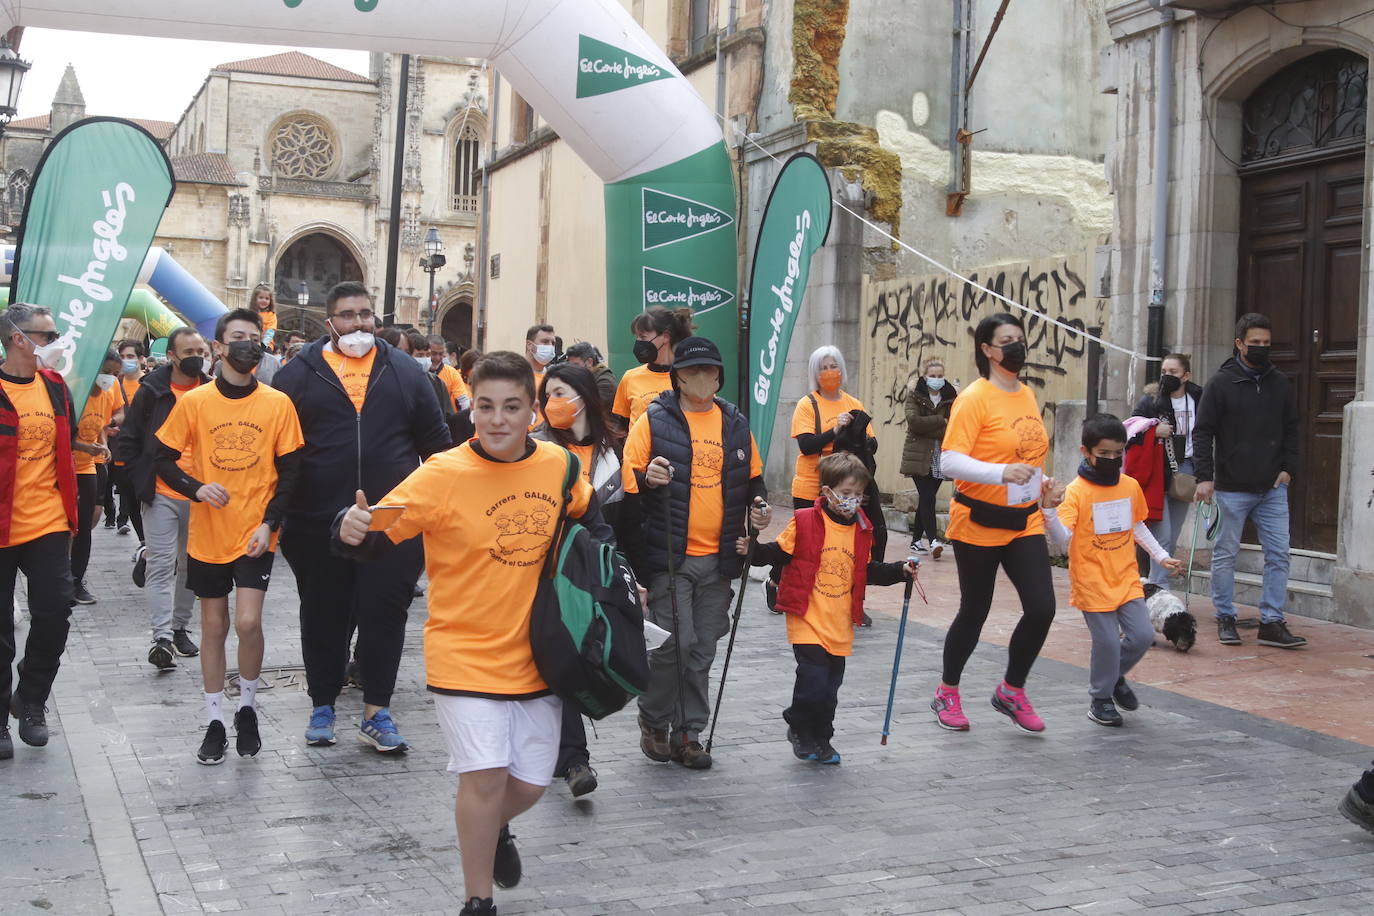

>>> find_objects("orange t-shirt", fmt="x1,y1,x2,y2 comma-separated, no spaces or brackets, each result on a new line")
942,378,1049,547
74,386,119,475
566,441,596,486
790,390,869,500
613,364,673,425
377,439,594,696
435,362,469,410
119,375,142,407
156,383,304,564
0,377,71,547
154,381,202,501
775,513,862,656
1057,474,1148,612
621,402,763,557
320,345,376,413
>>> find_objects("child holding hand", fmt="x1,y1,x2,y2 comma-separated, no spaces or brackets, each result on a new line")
741,452,915,765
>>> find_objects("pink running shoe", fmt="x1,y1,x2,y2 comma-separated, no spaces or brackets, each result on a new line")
991,683,1045,733
931,686,970,731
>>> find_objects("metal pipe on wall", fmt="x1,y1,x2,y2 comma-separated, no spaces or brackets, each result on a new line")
1147,1,1175,371
476,66,499,351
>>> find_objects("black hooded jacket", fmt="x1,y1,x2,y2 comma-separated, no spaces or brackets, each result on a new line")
113,363,214,504
1192,356,1299,493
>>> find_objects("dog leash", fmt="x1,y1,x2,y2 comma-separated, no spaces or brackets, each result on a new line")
1185,501,1217,614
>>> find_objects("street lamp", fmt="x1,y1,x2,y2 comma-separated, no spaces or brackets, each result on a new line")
0,36,31,126
296,281,309,335
421,226,446,334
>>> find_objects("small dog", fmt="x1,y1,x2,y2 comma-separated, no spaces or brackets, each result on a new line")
1144,584,1197,652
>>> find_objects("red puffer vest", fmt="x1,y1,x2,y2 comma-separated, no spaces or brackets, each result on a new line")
775,500,874,625
0,368,79,544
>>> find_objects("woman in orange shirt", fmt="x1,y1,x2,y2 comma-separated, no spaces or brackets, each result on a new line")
930,313,1056,734
611,305,693,431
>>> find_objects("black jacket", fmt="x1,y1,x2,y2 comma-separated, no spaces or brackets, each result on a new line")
1131,379,1204,479
271,338,452,529
1192,356,1299,493
113,363,213,505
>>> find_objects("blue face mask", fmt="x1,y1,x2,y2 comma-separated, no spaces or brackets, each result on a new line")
121,359,139,375
926,377,945,391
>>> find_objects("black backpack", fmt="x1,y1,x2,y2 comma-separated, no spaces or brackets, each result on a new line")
529,451,650,719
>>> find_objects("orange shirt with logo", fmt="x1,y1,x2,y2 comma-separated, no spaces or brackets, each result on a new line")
1057,474,1148,612
0,377,71,547
435,362,469,410
775,513,862,656
74,386,119,475
377,439,594,696
613,364,673,425
156,383,304,564
621,403,763,557
154,381,202,501
320,346,376,413
942,378,1049,547
790,390,869,501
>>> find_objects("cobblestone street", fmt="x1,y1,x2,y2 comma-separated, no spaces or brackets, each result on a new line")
4,524,1372,916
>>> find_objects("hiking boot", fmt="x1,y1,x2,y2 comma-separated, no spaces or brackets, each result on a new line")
1338,786,1374,836
931,685,970,731
171,628,199,657
991,683,1046,733
1216,616,1241,645
1088,698,1123,727
811,741,841,765
72,581,96,605
639,719,671,762
1257,620,1307,649
358,708,408,753
1112,678,1139,712
147,638,176,670
786,726,817,760
671,737,713,770
565,762,598,797
10,698,49,747
0,722,11,759
197,721,228,765
460,898,497,916
493,824,521,889
131,546,147,588
234,706,261,757
305,705,336,746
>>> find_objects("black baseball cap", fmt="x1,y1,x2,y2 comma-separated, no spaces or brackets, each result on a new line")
673,336,723,369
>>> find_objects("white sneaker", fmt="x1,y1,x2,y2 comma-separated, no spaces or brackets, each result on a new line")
912,538,931,554
930,540,945,559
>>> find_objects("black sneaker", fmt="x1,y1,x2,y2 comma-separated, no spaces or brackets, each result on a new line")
459,897,496,916
1217,616,1242,645
147,639,176,670
860,612,873,628
131,546,147,588
493,824,522,889
1087,698,1123,727
103,518,116,530
1112,678,1139,712
234,706,262,757
172,628,200,657
197,721,228,765
1257,620,1307,649
72,582,96,605
0,722,12,759
786,726,817,761
11,697,49,747
565,762,598,797
1339,786,1374,836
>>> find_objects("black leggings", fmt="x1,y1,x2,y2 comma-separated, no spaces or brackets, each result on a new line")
111,465,144,540
942,535,1055,689
71,470,101,583
909,474,944,542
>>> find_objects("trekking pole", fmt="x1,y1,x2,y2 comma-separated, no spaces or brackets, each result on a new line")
880,556,925,746
704,497,765,754
660,476,690,746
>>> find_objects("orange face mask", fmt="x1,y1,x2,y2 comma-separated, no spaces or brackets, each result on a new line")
544,395,582,429
818,368,843,393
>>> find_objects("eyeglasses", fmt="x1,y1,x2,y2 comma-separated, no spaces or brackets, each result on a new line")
331,310,374,323
19,328,61,345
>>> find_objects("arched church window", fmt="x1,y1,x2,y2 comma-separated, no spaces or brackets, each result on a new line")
271,114,339,180
6,170,29,226
1243,50,1367,164
453,124,481,213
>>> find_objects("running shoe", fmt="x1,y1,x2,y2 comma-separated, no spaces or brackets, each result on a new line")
305,705,336,746
929,539,945,559
786,726,817,760
147,638,176,671
493,824,522,889
1112,678,1139,711
10,697,48,746
811,742,841,765
131,545,147,588
103,517,117,530
912,538,930,554
171,628,199,658
117,523,131,536
460,898,496,916
197,721,228,765
1087,698,1123,727
72,581,96,605
931,685,970,731
1339,786,1374,836
234,706,261,757
991,683,1046,733
358,708,408,753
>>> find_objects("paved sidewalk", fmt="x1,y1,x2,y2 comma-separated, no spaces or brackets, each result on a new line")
2,523,1372,915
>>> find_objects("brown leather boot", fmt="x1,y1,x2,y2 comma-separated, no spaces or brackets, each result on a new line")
639,718,671,762
670,734,713,770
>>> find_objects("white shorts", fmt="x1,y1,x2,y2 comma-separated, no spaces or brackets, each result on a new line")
432,693,562,786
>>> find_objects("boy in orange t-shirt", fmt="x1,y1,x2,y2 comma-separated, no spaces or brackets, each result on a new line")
156,309,304,765
1042,414,1182,727
742,452,915,765
336,351,610,916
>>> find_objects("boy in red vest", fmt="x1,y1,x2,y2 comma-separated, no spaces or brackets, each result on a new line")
740,452,915,765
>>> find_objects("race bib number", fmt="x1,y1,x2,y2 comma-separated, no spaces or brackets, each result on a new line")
1006,469,1042,506
1091,497,1132,535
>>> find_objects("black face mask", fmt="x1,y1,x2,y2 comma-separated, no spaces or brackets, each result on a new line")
633,339,659,365
1243,345,1271,368
224,340,264,374
1159,373,1183,396
995,340,1027,375
1078,454,1122,486
177,355,204,378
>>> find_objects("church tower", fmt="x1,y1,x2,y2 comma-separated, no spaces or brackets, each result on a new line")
49,63,86,134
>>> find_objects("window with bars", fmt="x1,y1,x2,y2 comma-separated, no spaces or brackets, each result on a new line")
1242,50,1368,165
453,125,481,213
689,0,711,56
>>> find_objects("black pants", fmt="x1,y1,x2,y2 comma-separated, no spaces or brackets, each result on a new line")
942,535,1055,689
554,702,590,776
1,532,75,708
909,474,944,542
281,523,422,709
71,471,100,584
111,465,144,540
784,644,846,743
99,462,116,521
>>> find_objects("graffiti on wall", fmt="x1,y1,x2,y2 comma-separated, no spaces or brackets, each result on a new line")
859,254,1108,492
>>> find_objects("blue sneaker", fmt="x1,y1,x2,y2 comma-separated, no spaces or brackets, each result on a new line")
359,708,408,753
811,741,841,765
305,705,336,746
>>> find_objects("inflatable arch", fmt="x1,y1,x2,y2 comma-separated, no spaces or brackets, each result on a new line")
0,1,740,380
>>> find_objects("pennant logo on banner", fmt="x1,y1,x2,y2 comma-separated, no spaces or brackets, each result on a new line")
747,153,833,469
577,35,673,98
643,267,735,316
9,118,175,416
642,188,734,251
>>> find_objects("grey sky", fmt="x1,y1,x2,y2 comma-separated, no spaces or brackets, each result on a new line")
14,28,371,124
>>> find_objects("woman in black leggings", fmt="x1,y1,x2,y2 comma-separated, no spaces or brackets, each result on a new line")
931,313,1055,733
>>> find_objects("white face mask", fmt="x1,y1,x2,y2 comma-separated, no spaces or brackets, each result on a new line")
415,355,432,371
336,330,375,358
533,344,556,365
95,373,117,391
20,330,67,370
